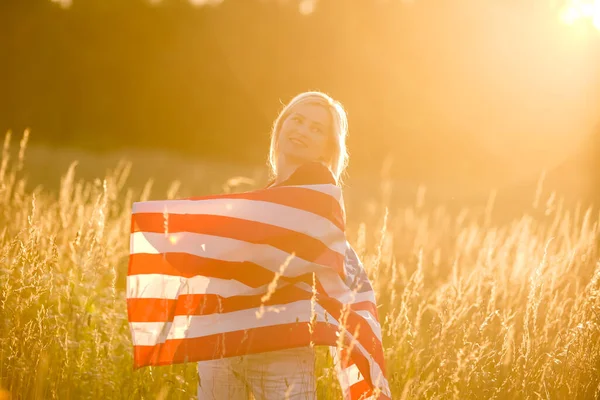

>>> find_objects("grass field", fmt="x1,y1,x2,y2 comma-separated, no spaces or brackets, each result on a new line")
0,131,599,399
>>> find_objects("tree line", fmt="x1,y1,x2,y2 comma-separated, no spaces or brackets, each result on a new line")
2,0,599,196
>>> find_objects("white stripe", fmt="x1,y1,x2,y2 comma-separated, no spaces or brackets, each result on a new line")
127,274,271,299
295,270,380,340
317,269,377,304
130,232,343,277
132,198,345,256
343,363,363,387
341,290,377,306
130,300,328,346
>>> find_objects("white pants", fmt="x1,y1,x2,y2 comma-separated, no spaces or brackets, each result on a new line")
197,347,316,400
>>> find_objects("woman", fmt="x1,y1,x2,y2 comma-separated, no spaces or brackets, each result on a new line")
196,91,349,400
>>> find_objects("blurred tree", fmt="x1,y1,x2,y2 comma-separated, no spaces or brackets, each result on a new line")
1,0,599,195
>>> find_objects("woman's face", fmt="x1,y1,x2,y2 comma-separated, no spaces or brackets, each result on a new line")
276,102,333,166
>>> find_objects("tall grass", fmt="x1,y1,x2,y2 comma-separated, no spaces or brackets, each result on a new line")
0,131,598,399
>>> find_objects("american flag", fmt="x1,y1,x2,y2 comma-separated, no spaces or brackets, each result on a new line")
127,182,391,399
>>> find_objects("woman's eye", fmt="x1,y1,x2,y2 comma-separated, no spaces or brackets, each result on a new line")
311,126,324,134
292,116,302,123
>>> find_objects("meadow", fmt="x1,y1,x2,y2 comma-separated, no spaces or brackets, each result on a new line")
0,131,598,399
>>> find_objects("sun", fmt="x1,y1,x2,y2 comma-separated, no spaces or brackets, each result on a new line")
560,0,600,30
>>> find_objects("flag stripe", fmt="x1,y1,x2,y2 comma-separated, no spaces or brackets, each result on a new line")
133,322,339,367
130,300,326,346
331,344,390,400
316,296,384,367
127,273,275,300
128,287,378,325
128,285,314,322
130,232,344,277
350,302,379,320
342,341,391,399
290,184,344,202
316,269,376,302
128,253,312,288
136,186,344,231
354,310,382,342
128,253,273,287
349,380,372,400
344,364,363,387
132,213,345,264
338,363,390,400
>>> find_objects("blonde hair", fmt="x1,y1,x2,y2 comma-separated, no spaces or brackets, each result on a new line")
268,91,349,185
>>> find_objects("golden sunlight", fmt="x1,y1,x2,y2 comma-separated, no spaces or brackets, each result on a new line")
188,0,224,7
560,0,600,30
299,0,317,15
50,0,72,8
4,2,600,398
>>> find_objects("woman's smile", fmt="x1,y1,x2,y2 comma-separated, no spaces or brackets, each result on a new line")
289,136,307,148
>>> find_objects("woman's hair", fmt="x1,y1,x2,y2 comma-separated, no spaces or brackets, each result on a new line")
268,91,349,185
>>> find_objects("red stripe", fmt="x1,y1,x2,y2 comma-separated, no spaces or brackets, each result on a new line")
349,379,391,400
128,253,314,288
133,322,337,367
128,253,275,287
350,301,379,321
183,186,344,231
128,285,313,322
338,350,355,369
349,380,372,400
132,214,344,273
132,321,379,399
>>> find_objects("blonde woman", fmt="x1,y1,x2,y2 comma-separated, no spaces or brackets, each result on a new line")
196,91,349,400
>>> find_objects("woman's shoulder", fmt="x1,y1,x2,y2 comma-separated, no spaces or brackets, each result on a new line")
280,162,336,186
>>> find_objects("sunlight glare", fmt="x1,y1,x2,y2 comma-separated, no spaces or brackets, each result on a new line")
189,0,224,6
594,11,600,29
50,0,72,9
560,0,600,30
560,6,581,25
299,0,317,15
